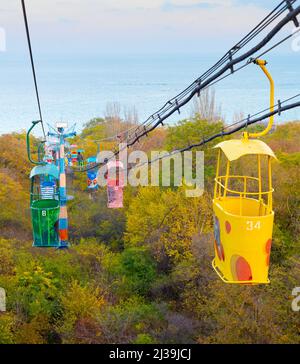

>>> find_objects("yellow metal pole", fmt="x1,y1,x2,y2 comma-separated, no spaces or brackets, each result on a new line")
268,156,273,212
223,160,230,198
243,176,247,197
258,155,262,200
214,150,221,199
244,59,275,139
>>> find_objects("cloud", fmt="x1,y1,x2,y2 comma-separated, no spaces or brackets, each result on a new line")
3,0,280,54
89,0,164,11
55,0,234,11
162,1,231,11
167,0,233,7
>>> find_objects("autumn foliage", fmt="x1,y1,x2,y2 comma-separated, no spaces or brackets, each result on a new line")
0,116,299,344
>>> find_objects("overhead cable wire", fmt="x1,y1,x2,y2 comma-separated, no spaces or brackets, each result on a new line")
124,4,300,147
77,0,299,153
81,0,294,148
76,91,300,174
74,1,300,173
192,26,300,94
21,0,46,140
120,1,294,140
124,95,300,173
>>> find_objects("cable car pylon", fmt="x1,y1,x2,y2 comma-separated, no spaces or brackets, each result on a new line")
48,124,76,248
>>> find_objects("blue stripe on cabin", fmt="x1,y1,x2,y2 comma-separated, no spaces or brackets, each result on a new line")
59,218,68,230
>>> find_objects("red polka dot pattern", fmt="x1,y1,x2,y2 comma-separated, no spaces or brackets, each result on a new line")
236,257,252,281
214,240,225,262
225,221,231,234
265,239,272,254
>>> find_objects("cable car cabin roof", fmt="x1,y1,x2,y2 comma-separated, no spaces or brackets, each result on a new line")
87,156,97,163
30,164,59,180
214,139,277,162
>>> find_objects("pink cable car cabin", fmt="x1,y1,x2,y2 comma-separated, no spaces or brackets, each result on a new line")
106,160,125,209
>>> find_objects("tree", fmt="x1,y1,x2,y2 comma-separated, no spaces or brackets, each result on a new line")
126,186,212,265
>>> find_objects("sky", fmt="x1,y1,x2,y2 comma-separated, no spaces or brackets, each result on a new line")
0,0,299,134
0,0,297,55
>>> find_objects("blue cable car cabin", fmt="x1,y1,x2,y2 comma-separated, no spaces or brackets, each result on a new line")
30,164,60,247
86,156,98,190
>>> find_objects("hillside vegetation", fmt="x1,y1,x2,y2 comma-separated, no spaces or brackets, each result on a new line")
0,115,299,344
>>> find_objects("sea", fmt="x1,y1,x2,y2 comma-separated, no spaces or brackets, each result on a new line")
0,51,299,136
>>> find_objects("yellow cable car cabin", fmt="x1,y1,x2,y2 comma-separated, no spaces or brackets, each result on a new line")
212,138,276,284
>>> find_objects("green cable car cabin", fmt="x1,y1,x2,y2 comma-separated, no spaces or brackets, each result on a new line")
30,164,60,247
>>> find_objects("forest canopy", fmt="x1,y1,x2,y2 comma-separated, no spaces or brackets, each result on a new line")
0,114,299,344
